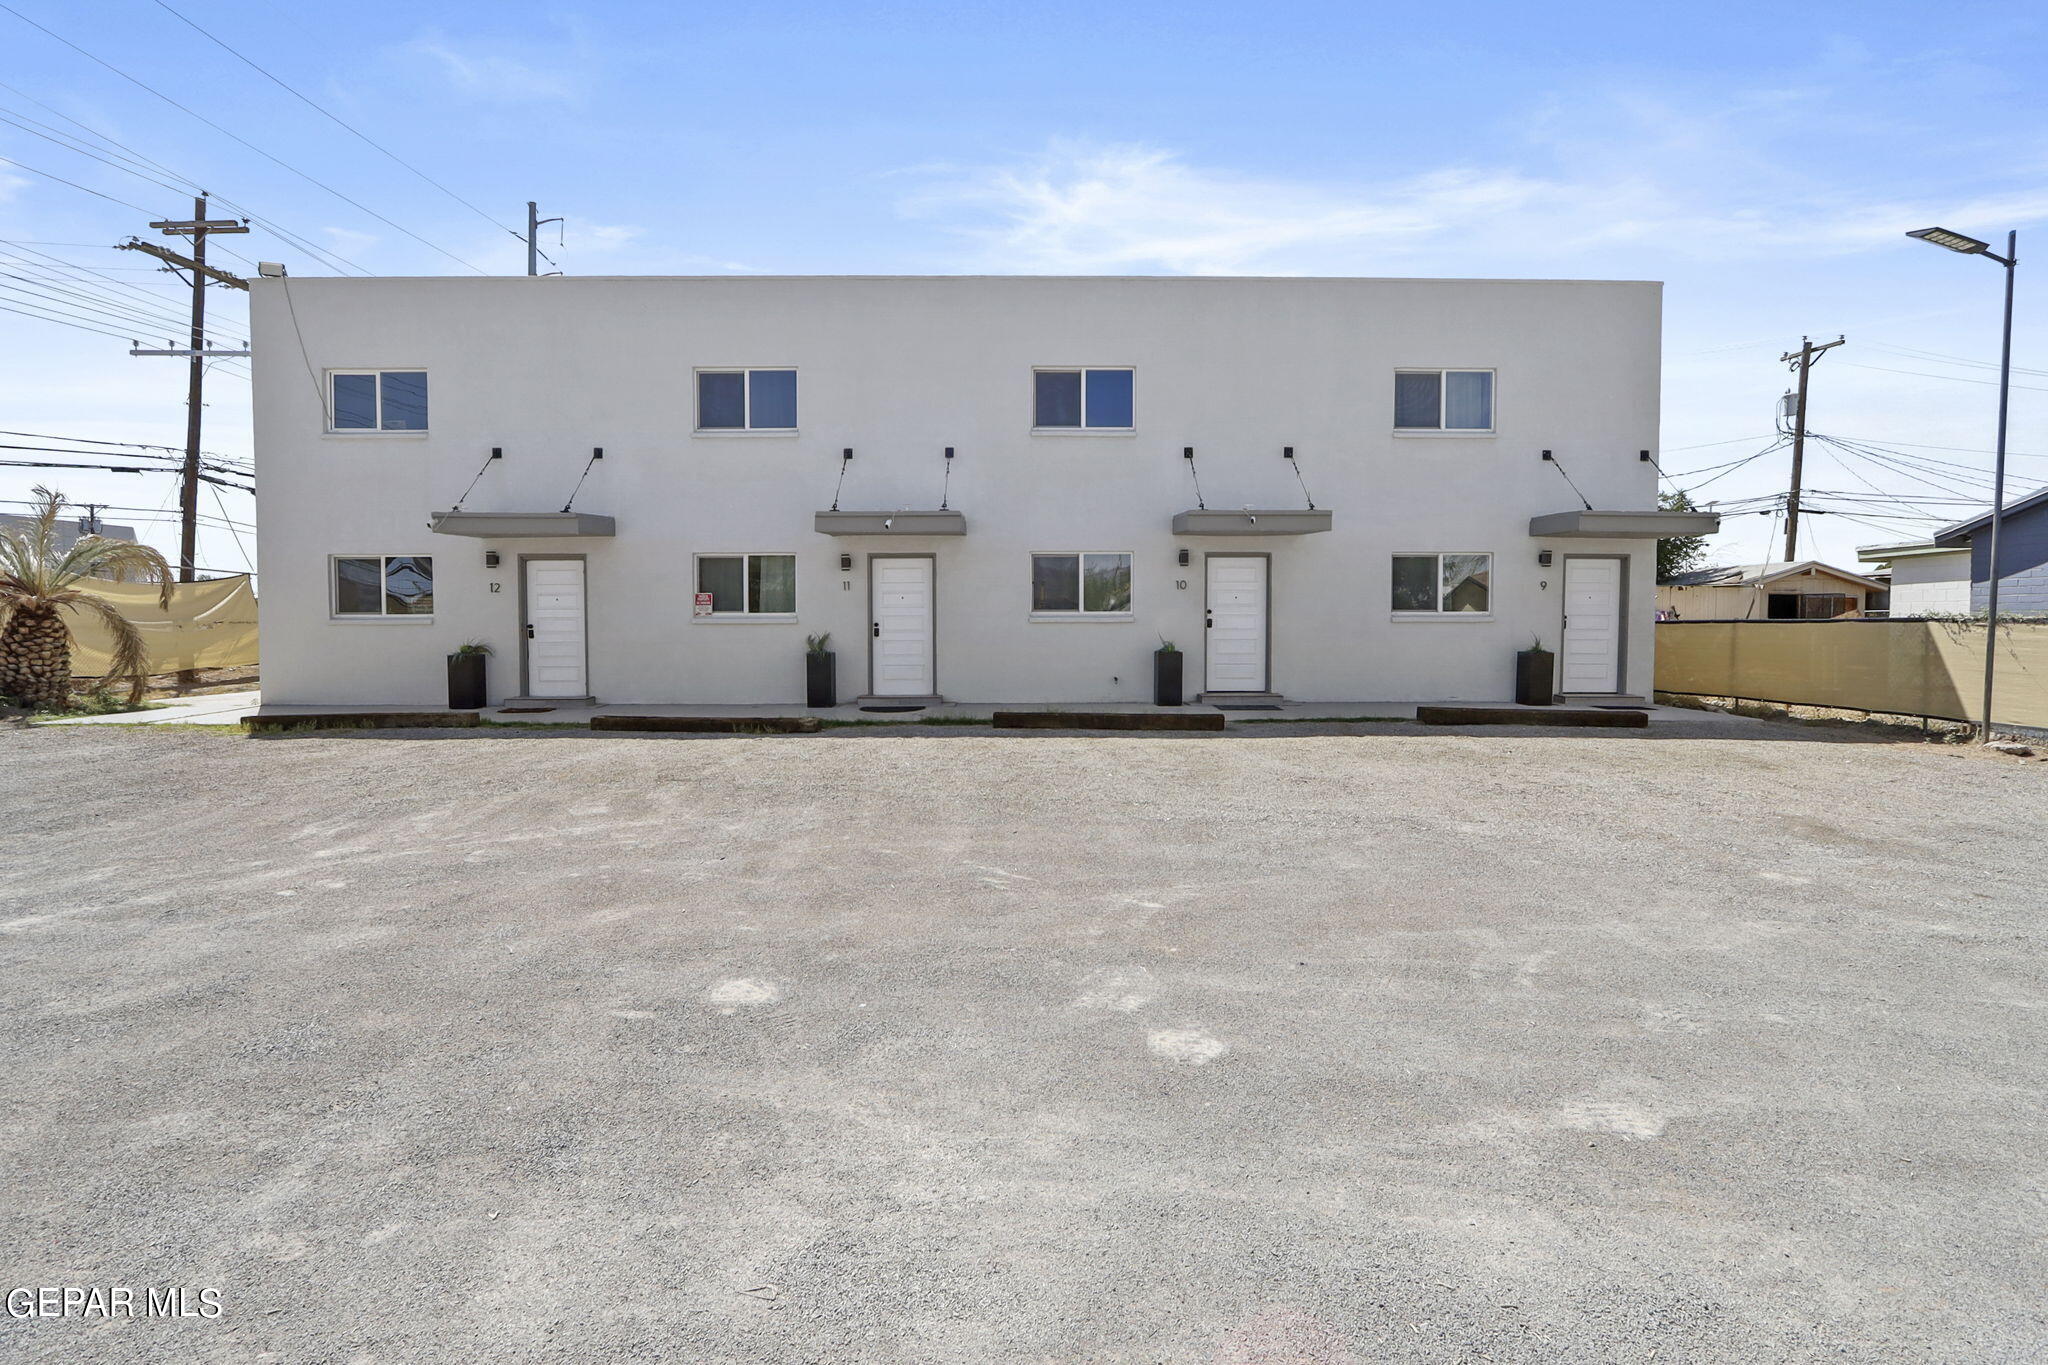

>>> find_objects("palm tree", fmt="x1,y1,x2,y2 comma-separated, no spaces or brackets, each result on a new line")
0,487,173,710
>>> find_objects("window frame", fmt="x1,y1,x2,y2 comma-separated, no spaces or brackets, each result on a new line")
326,369,429,434
1389,551,1494,619
329,554,435,620
692,552,798,619
694,367,798,434
1031,367,1136,433
1029,551,1135,618
1392,368,1496,435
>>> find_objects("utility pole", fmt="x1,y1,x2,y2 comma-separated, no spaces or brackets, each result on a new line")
526,201,562,276
1779,335,1844,562
124,197,251,581
118,196,250,690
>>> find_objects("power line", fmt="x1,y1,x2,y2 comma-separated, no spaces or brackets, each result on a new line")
0,296,147,340
1840,361,2048,395
0,78,369,276
0,428,246,462
0,153,162,213
0,3,489,274
148,0,524,245
1865,340,2048,381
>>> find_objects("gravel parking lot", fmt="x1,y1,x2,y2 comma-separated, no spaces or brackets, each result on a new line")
2,715,2043,1363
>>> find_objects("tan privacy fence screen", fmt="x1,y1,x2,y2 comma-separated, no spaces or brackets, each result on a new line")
65,574,259,677
1656,619,2048,730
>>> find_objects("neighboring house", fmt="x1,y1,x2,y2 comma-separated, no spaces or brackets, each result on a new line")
1853,484,2048,616
1855,539,1974,615
0,512,140,560
249,275,1714,707
1657,561,1888,620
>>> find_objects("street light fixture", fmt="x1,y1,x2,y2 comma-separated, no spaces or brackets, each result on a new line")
1907,225,2017,740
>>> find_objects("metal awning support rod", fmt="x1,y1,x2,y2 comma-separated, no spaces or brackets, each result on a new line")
830,448,852,511
940,446,955,510
1541,449,1592,510
450,447,502,513
1184,446,1206,510
1283,445,1314,510
561,447,604,513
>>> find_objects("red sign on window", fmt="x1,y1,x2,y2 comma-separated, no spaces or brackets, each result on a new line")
693,592,714,617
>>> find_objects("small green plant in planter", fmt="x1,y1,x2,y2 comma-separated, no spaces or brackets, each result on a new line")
1154,638,1184,706
1515,634,1555,706
447,639,491,709
805,632,836,708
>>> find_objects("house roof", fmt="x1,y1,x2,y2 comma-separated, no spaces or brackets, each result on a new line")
1661,560,1889,592
1855,537,1973,564
1933,484,2048,546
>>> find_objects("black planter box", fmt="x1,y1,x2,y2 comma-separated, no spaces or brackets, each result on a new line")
806,651,836,709
447,652,486,710
1154,649,1184,706
1514,649,1555,706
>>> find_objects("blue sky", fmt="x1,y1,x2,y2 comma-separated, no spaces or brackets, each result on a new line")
3,0,2044,578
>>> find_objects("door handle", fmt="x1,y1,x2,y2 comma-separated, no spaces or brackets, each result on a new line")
525,623,535,639
1205,613,1213,629
872,622,881,638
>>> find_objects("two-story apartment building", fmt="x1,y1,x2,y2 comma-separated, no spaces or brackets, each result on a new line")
249,274,1714,707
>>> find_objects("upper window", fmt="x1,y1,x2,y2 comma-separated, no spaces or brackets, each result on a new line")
697,369,796,431
333,555,433,616
1032,553,1132,614
1034,369,1133,429
1394,369,1493,431
696,553,796,615
1392,553,1491,614
331,371,427,431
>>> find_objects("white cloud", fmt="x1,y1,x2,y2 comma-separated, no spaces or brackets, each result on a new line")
900,124,2048,277
405,34,581,102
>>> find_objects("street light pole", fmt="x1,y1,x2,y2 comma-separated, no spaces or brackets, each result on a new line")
1985,231,2017,740
1907,226,2018,740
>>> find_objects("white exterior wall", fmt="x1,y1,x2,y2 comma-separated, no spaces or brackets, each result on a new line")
1885,551,1973,616
249,275,1663,705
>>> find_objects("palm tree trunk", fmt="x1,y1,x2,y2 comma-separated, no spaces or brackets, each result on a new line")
0,607,72,710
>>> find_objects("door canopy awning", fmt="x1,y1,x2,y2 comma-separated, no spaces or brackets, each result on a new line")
1171,508,1333,536
813,510,966,536
1529,509,1720,539
430,511,616,537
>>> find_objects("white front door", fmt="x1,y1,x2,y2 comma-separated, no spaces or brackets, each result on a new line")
524,558,588,698
871,557,934,696
1205,555,1269,693
1561,556,1623,694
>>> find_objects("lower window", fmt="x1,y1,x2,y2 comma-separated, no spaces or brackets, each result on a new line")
333,555,433,616
1392,553,1490,614
1032,553,1132,613
697,553,796,615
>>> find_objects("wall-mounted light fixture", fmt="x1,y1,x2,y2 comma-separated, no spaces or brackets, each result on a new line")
1177,548,1190,567
839,553,853,572
1537,549,1553,567
484,549,501,568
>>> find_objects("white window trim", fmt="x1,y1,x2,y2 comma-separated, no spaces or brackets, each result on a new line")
329,554,435,620
694,367,797,434
1390,551,1494,618
1031,367,1135,433
1030,551,1135,616
326,369,429,435
1393,368,1496,435
692,551,799,618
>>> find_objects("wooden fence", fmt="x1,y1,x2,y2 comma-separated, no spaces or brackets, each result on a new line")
1655,619,2048,730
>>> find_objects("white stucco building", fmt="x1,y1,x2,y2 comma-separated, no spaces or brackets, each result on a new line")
249,274,1713,707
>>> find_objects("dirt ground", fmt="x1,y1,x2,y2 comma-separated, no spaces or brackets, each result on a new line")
2,716,2043,1362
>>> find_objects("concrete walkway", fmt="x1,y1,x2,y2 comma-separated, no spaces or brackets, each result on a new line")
48,688,265,726
48,690,1665,729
